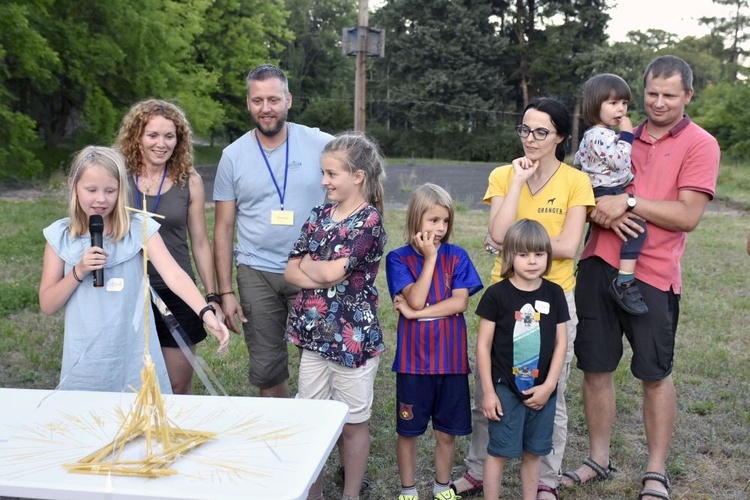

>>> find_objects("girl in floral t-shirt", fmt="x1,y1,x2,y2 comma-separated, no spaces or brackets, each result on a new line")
284,132,387,500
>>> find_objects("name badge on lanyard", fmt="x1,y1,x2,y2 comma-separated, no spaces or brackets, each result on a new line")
256,125,294,226
271,210,294,225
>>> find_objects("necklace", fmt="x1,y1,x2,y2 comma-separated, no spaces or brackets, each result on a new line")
134,168,168,212
139,169,166,193
527,162,561,196
332,200,367,222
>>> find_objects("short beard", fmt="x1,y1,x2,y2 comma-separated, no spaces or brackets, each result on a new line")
253,114,287,138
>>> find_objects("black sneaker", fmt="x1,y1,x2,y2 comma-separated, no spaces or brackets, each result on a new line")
609,278,649,315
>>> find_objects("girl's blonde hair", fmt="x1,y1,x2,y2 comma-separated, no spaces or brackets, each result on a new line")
322,132,386,215
500,219,552,278
68,146,131,242
114,99,195,187
404,183,454,244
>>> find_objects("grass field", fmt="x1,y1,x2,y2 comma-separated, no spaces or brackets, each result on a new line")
0,188,748,499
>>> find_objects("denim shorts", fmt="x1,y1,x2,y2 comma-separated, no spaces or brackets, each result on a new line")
486,382,556,458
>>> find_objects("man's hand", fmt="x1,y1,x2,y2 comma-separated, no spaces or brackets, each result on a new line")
590,193,629,228
220,293,247,335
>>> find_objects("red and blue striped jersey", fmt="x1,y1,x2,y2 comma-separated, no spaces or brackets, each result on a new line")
386,243,483,374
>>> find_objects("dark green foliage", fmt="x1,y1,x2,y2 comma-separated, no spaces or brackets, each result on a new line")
194,0,292,143
690,81,750,159
4,0,750,179
279,0,356,131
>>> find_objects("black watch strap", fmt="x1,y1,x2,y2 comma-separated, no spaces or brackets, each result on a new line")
626,193,636,212
199,304,216,322
205,293,222,305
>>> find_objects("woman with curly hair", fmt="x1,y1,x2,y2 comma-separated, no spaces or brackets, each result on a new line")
115,99,221,394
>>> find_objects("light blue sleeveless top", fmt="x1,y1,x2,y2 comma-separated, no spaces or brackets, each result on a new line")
43,214,172,393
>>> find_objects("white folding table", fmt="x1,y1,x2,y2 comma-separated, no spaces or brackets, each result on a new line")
0,388,348,499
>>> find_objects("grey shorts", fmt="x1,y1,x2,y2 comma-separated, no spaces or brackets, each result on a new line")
236,265,300,389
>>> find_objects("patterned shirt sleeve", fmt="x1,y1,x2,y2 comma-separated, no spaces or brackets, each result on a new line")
577,127,633,188
288,206,320,259
342,207,385,274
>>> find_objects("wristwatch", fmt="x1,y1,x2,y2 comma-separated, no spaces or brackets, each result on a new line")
205,292,222,305
626,193,637,212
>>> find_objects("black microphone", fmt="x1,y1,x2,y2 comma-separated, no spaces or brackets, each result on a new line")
89,214,104,288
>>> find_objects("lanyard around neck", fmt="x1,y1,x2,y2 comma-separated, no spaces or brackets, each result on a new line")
255,124,290,210
135,167,168,212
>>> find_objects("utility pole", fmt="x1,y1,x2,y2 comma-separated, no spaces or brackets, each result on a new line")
354,0,369,132
343,1,384,132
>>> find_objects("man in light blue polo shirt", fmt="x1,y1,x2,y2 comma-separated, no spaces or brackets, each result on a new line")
213,64,333,397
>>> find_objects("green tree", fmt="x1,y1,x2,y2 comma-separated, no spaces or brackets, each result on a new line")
626,29,680,51
194,0,292,142
5,0,226,154
690,81,750,158
700,0,750,81
278,0,356,133
371,0,511,132
522,0,609,116
0,0,59,180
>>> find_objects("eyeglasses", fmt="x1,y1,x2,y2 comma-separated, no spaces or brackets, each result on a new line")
516,125,555,141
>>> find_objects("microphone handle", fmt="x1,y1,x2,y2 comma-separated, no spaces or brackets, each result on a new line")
92,232,104,288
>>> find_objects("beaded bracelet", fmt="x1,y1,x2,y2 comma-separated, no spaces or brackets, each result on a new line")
218,291,235,297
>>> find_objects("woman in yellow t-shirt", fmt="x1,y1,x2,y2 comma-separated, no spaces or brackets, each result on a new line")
453,97,594,500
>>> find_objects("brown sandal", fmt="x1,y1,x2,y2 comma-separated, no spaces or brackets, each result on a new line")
639,471,671,499
561,456,616,486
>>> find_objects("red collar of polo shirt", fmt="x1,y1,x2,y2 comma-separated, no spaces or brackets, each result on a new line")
634,114,692,140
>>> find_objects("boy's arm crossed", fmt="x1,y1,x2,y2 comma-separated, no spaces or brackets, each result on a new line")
394,288,469,319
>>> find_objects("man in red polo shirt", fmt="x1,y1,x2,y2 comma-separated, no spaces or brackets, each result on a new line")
564,55,720,500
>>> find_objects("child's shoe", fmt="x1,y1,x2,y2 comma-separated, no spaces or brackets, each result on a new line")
609,278,648,315
448,471,482,497
398,495,419,500
434,489,461,500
